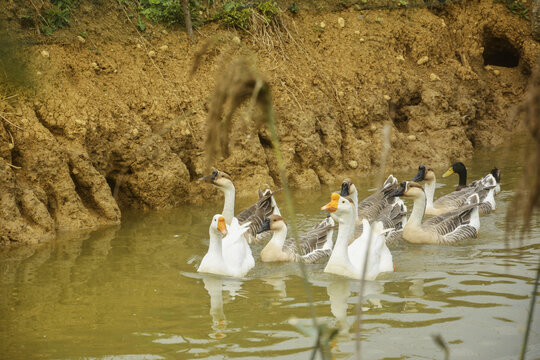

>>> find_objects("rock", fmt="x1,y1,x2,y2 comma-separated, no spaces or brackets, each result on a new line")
348,160,358,169
338,91,344,97
337,17,345,28
232,36,241,44
383,95,391,101
148,50,156,58
320,21,326,28
370,124,377,132
416,56,429,65
429,73,441,81
159,45,168,51
407,134,417,141
493,69,500,76
41,50,49,58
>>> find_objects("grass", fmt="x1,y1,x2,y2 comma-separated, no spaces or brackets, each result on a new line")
494,0,530,20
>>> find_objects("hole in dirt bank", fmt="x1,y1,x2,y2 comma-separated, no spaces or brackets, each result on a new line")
482,33,520,68
258,132,273,149
390,92,421,133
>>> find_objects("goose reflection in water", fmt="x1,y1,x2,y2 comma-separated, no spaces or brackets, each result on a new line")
201,275,246,339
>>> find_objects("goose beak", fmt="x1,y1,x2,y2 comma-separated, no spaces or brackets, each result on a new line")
442,167,454,178
257,218,271,234
340,181,350,196
321,193,340,213
217,216,228,236
389,183,406,197
199,170,219,183
411,166,426,182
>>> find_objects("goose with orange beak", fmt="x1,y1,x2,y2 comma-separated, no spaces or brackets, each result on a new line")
321,193,394,280
200,169,280,243
198,215,255,278
389,181,481,244
198,215,230,275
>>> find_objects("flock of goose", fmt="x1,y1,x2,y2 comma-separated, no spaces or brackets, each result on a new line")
197,162,501,281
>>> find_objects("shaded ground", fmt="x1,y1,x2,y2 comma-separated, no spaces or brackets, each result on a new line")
0,0,539,245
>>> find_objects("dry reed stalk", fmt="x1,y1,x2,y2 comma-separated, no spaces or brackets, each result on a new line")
507,56,540,234
202,55,328,352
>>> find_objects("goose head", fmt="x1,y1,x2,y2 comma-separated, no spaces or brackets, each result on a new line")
490,167,501,183
210,214,228,236
200,170,234,190
389,181,425,199
411,165,436,182
321,193,355,220
257,214,287,234
340,178,357,198
443,162,467,179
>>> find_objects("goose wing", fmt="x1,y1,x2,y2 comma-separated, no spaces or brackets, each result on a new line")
299,216,336,254
237,189,281,239
357,175,398,220
433,187,474,210
422,203,479,244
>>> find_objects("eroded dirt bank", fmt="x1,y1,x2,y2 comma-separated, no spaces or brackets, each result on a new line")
0,1,539,245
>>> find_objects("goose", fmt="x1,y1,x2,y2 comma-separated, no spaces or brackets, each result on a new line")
389,181,481,244
256,215,335,263
198,214,255,278
200,170,278,242
339,177,407,244
321,193,394,280
443,162,501,194
412,165,497,215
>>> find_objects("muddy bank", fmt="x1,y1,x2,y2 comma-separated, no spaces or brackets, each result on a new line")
0,1,539,245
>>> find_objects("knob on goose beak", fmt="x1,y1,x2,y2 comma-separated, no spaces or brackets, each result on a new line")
321,193,340,213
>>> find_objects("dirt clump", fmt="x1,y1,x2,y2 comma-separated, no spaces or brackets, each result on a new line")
0,1,539,245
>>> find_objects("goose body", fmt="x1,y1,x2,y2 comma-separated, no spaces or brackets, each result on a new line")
390,182,481,244
200,170,278,243
322,193,394,280
198,215,254,278
413,165,497,215
257,215,335,263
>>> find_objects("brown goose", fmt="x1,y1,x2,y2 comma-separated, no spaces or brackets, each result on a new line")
200,170,278,242
389,181,481,245
256,215,335,263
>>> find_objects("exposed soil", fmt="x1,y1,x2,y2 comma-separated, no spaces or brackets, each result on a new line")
0,0,539,245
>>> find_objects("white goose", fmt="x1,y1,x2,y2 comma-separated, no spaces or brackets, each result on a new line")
389,181,481,244
412,165,497,215
198,214,255,278
200,170,278,243
321,193,394,280
256,215,335,263
339,177,407,244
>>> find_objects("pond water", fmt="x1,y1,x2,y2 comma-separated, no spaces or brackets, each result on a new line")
1,137,539,359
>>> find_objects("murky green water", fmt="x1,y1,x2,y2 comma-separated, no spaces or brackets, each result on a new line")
1,137,539,359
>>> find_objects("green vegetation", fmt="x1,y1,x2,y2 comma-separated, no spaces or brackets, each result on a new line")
40,0,79,35
213,1,280,30
494,0,530,20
